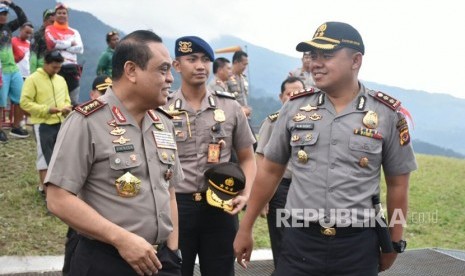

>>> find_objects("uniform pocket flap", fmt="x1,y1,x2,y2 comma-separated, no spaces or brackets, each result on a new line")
109,153,142,170
349,136,382,153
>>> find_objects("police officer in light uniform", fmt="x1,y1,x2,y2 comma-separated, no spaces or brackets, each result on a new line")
166,36,256,276
256,76,305,270
289,51,315,88
46,30,183,276
235,22,417,275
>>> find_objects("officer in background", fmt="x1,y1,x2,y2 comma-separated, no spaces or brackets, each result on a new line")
46,30,183,276
90,74,112,100
288,51,315,88
234,22,417,275
207,57,232,92
257,76,305,270
227,50,251,117
166,36,256,276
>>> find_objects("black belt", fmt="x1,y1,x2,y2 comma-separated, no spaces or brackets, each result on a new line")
295,221,368,237
280,177,291,187
78,235,162,257
176,192,206,202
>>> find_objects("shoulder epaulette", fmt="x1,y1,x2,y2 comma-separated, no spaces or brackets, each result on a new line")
289,88,316,101
268,112,279,122
75,99,106,116
156,107,173,119
369,91,401,111
214,90,236,99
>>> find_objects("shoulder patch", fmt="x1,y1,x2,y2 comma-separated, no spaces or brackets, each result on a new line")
370,91,401,111
75,99,106,116
268,111,279,122
214,90,236,99
290,88,316,101
155,107,173,119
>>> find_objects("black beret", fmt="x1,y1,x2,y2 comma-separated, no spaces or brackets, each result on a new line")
175,36,214,61
296,22,365,55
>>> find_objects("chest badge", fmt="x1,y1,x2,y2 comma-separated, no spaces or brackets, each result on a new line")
115,172,141,198
363,111,378,129
299,104,318,112
112,136,131,145
309,113,322,121
110,127,126,136
297,149,308,163
293,113,306,122
214,109,226,122
291,135,300,142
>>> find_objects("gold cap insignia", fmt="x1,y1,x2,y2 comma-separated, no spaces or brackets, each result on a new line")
178,41,193,53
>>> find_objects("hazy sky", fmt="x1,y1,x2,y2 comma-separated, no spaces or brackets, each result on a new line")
66,0,465,99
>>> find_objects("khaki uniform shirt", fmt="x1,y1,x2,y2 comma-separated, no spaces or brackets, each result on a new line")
165,90,256,193
264,84,417,223
289,68,315,89
227,74,249,107
207,77,228,92
256,112,292,180
45,89,184,244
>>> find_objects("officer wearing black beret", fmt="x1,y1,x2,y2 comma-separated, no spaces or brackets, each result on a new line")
235,21,417,275
166,35,256,276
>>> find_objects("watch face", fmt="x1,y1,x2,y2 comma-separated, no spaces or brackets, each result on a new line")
394,240,407,253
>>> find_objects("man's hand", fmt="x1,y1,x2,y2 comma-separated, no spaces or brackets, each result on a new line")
49,107,61,114
233,227,254,268
114,232,162,276
225,193,248,215
379,252,398,272
61,105,73,116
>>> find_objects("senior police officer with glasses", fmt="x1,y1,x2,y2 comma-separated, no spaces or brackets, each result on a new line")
165,36,256,276
46,30,183,276
234,22,417,275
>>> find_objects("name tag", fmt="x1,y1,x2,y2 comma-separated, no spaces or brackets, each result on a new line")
114,144,135,153
295,123,314,130
153,131,177,150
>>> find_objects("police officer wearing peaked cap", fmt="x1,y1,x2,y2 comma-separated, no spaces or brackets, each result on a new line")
166,35,256,276
234,21,417,275
46,30,184,276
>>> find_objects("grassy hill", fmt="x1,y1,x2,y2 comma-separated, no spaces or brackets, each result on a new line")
1,134,464,255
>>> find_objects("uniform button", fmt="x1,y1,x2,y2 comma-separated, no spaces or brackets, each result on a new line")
363,145,369,150
331,139,337,145
125,161,130,165
114,158,121,164
328,188,334,193
330,163,335,169
334,118,339,123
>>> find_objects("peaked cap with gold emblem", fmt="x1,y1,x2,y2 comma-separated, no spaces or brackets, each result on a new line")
204,162,246,210
296,22,364,55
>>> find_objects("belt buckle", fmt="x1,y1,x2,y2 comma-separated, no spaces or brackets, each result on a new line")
193,192,202,202
321,227,336,236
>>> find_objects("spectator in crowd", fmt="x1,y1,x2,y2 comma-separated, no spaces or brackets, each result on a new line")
19,50,71,195
45,2,84,107
30,9,55,73
0,0,29,143
96,30,119,76
12,21,33,80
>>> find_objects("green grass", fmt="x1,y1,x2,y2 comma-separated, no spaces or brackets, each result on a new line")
1,134,464,255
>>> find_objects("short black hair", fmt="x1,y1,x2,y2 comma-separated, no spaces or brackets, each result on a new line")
106,30,118,43
212,57,230,74
21,22,34,29
280,76,305,94
112,30,163,80
232,50,248,63
44,50,64,64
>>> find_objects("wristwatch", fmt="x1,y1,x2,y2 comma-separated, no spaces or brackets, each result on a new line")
392,240,407,253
